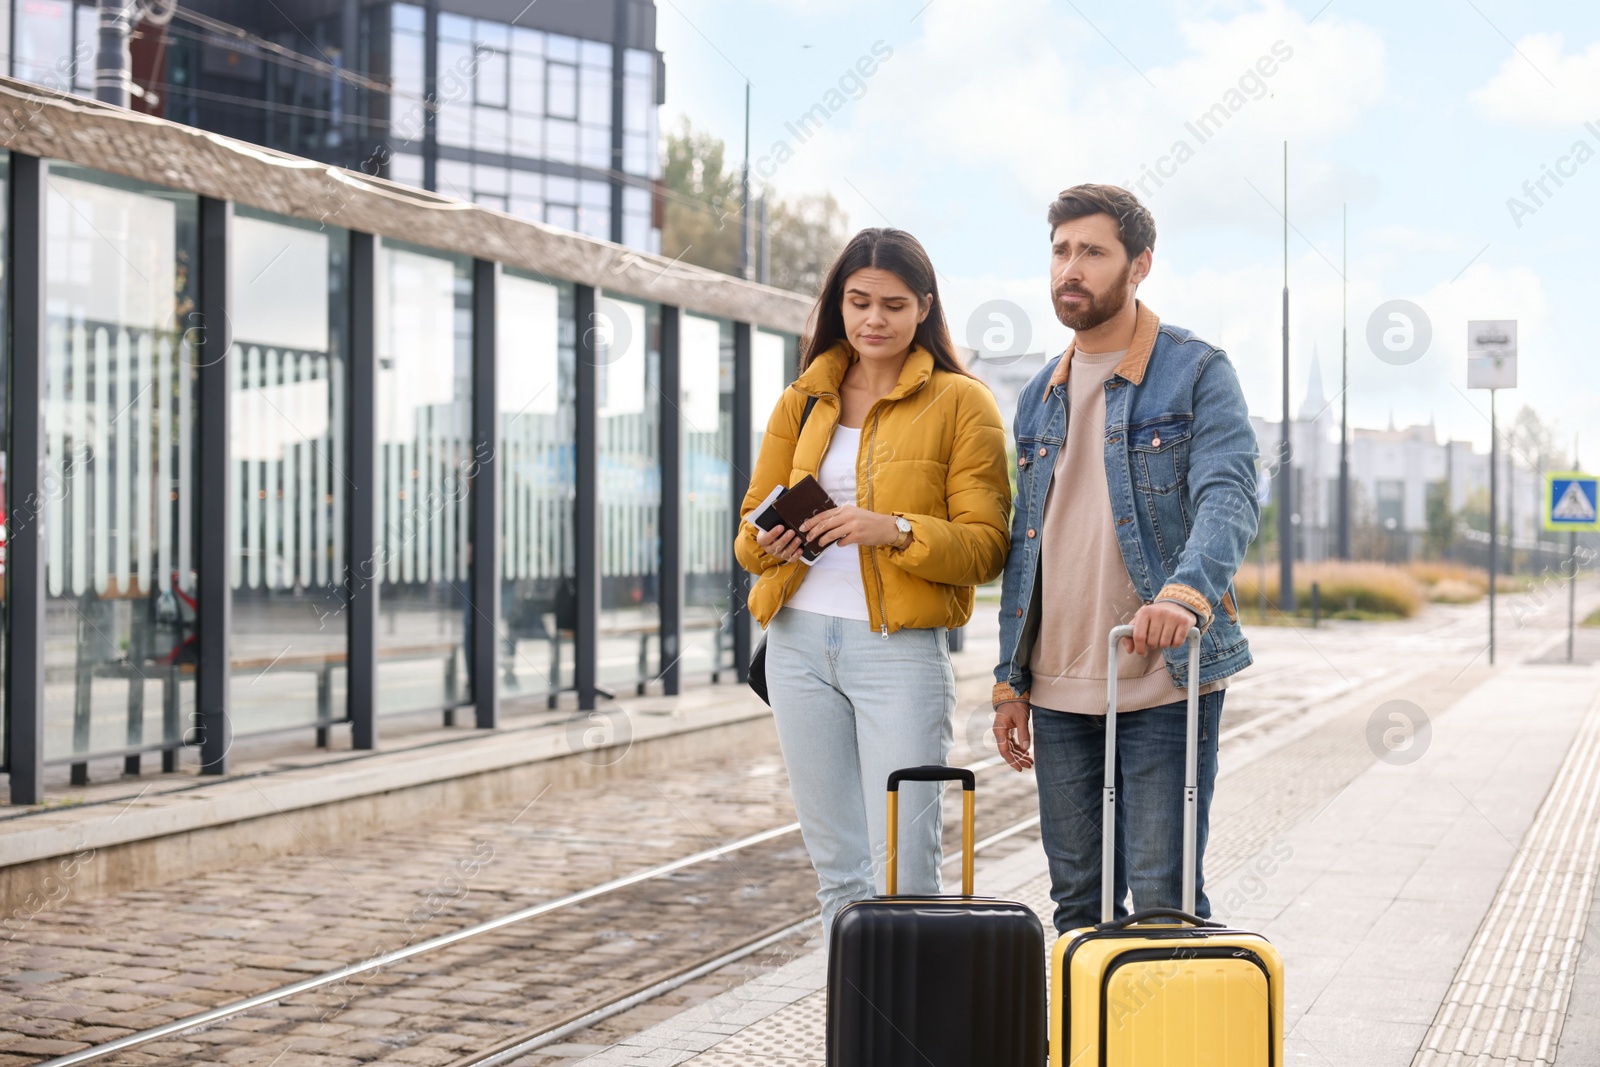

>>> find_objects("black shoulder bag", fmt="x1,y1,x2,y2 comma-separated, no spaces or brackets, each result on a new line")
746,393,819,705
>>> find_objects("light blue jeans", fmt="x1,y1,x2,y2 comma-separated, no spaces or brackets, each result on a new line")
764,607,956,939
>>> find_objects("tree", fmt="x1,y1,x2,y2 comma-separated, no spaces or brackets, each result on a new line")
1424,480,1458,558
660,119,742,277
661,121,850,295
765,191,850,296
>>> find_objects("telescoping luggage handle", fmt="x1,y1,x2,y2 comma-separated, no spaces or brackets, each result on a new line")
885,766,976,897
1103,624,1203,925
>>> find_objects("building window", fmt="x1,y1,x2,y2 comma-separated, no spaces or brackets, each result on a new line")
1376,479,1405,529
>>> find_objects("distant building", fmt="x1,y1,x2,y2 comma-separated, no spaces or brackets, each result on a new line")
1253,351,1551,562
971,342,1552,563
1,0,664,251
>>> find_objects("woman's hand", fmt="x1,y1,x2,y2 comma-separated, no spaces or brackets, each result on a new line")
755,523,806,563
801,506,901,549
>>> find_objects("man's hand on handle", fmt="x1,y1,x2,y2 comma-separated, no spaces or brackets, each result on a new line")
1122,601,1198,655
993,700,1033,771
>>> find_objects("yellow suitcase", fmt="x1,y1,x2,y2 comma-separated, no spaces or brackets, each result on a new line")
1050,625,1285,1066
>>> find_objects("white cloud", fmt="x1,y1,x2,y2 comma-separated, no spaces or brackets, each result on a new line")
767,0,1387,236
938,242,1570,456
1471,33,1600,129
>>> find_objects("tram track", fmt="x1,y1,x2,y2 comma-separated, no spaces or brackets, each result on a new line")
23,604,1543,1067
33,757,1026,1067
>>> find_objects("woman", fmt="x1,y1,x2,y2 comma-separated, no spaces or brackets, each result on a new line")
734,228,1011,936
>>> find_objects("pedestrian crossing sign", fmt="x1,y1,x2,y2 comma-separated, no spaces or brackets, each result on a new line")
1544,472,1600,531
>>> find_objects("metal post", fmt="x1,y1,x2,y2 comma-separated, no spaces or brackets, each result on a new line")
196,196,233,774
574,285,600,709
1278,142,1295,611
609,0,626,245
731,322,753,680
1489,390,1498,666
422,1,438,191
6,154,47,804
657,306,683,695
94,0,131,107
739,82,750,280
1570,530,1578,664
470,258,499,728
1338,203,1350,560
348,232,377,749
758,195,770,286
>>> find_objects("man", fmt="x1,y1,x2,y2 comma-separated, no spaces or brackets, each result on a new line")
991,184,1259,934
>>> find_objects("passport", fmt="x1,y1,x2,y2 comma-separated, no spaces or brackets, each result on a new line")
740,475,839,565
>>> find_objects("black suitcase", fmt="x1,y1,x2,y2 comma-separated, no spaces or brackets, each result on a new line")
825,765,1046,1067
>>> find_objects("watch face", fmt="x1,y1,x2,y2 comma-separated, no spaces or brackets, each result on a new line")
896,517,912,533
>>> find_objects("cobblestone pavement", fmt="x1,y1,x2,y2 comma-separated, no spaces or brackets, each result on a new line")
0,592,1590,1067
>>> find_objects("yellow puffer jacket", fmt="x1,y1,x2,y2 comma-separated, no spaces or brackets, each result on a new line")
734,343,1012,633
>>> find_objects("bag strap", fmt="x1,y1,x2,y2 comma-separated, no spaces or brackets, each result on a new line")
798,392,819,433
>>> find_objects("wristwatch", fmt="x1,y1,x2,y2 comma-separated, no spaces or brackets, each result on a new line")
891,515,913,550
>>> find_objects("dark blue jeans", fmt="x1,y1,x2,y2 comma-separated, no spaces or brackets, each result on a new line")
1031,690,1224,935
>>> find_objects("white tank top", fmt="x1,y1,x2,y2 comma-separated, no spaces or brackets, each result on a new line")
782,424,871,621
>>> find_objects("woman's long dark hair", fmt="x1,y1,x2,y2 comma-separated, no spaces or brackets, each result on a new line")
800,228,977,380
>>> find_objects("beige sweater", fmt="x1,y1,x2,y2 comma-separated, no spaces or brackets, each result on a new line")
1027,347,1225,715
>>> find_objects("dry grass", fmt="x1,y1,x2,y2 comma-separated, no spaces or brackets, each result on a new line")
1235,561,1425,618
1428,578,1482,604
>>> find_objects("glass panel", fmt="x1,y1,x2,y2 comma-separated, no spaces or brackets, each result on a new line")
511,26,543,56
752,330,798,457
545,118,576,164
475,46,507,108
510,112,542,157
595,295,660,692
71,3,95,94
624,132,649,177
579,64,611,127
580,124,610,170
474,106,509,154
436,40,473,148
438,12,472,42
682,315,732,681
579,178,610,240
42,164,197,764
229,210,349,736
545,204,576,231
546,60,577,119
497,272,575,701
392,2,423,33
436,158,472,200
14,0,74,87
375,240,472,716
389,151,424,188
624,69,651,135
510,51,544,116
390,27,425,110
546,33,578,63
474,18,508,51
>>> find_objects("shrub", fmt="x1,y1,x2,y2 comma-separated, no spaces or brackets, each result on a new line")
1234,561,1424,618
1428,578,1482,604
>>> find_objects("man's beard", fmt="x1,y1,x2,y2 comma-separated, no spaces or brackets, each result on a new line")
1053,260,1133,331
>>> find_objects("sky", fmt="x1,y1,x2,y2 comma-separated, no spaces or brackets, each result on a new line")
655,0,1600,464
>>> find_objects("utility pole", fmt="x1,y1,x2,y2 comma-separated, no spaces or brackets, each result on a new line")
1278,142,1295,610
739,81,751,281
95,0,133,106
1339,203,1350,561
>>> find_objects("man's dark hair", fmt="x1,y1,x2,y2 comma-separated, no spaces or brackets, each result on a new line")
1046,184,1156,260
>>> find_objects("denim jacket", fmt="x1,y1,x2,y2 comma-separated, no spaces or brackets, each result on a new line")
992,301,1259,703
